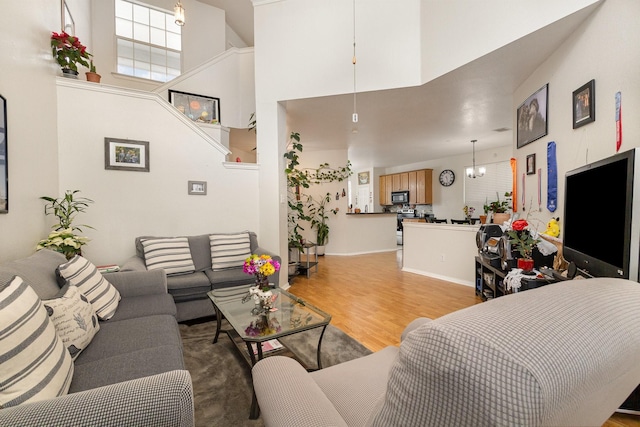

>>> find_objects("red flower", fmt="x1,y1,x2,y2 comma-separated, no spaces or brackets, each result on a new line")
511,219,529,231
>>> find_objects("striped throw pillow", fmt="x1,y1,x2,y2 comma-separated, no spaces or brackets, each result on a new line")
210,232,251,271
0,276,74,407
57,256,121,320
141,237,195,276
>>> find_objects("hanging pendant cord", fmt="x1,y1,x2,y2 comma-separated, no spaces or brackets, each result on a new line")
352,0,357,118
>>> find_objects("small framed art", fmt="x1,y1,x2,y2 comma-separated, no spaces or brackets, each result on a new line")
104,138,150,172
573,79,595,129
526,154,536,175
188,181,207,195
517,84,548,148
169,90,220,124
358,171,370,185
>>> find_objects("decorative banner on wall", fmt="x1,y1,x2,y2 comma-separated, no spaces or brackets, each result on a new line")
615,91,622,152
547,141,557,212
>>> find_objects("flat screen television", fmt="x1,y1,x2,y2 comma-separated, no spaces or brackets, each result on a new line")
563,148,640,280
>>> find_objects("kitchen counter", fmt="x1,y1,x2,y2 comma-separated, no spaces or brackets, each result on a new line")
345,212,396,215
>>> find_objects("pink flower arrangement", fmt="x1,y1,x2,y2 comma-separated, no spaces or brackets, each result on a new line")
243,254,280,290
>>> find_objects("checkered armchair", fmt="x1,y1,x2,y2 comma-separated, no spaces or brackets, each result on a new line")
253,278,640,426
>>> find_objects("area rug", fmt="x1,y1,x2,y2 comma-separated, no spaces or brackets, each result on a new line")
179,318,373,427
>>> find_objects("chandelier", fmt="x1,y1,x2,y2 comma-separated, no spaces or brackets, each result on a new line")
174,1,185,26
466,139,486,178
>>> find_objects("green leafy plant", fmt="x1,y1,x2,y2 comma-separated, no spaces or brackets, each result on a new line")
38,190,94,259
309,193,338,246
51,31,92,72
506,219,540,259
285,132,351,251
89,60,97,73
484,192,512,213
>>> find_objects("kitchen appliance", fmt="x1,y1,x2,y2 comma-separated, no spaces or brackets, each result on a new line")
391,191,409,204
396,208,416,245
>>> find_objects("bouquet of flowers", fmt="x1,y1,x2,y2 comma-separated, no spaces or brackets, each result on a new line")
463,205,475,219
243,254,281,290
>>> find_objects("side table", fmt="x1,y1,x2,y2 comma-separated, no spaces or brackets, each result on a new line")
298,241,318,278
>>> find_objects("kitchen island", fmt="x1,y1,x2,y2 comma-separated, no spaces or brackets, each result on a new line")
328,212,396,254
402,221,480,287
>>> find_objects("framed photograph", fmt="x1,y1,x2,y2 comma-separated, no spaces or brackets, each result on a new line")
573,79,595,129
526,153,536,175
517,84,548,148
104,138,150,172
0,94,7,213
169,90,220,124
358,171,370,185
188,181,207,195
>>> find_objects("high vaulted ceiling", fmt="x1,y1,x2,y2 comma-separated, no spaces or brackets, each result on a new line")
198,0,600,170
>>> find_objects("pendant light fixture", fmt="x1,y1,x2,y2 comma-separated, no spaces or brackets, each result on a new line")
466,139,486,178
351,0,358,123
174,1,185,26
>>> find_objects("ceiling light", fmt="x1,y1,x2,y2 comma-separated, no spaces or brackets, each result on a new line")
466,139,486,178
174,1,185,26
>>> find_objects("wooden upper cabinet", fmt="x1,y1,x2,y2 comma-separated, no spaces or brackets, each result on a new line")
408,171,417,204
379,176,388,205
400,173,409,191
392,174,401,192
416,169,433,204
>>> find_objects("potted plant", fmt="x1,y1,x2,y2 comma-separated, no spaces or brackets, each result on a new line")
37,190,94,259
51,31,92,78
85,60,101,83
485,192,511,225
309,193,339,255
506,218,541,272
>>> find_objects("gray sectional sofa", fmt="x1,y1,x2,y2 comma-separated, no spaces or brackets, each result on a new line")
121,231,281,322
0,249,193,427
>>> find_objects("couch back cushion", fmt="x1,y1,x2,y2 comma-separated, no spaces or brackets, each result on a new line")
210,232,251,271
0,276,74,407
141,237,196,276
0,250,67,300
372,278,640,426
56,256,121,321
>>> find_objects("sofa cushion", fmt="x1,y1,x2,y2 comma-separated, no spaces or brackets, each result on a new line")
0,250,68,300
210,232,251,271
0,276,74,407
188,234,214,271
43,285,100,360
107,293,177,322
141,237,196,276
204,267,254,289
57,256,121,321
166,271,212,298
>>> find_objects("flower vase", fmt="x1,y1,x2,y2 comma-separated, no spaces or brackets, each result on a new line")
517,258,534,272
61,68,78,79
255,274,270,290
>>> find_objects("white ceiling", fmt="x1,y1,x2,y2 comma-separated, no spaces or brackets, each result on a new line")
197,1,598,170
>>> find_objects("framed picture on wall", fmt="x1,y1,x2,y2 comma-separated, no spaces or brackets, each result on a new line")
104,137,150,172
517,84,548,148
526,153,536,175
358,171,370,185
188,181,207,195
573,79,595,129
0,94,7,213
169,90,220,124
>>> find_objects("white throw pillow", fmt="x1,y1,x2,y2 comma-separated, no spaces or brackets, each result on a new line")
43,285,100,360
0,276,74,407
141,237,196,276
210,232,251,271
57,256,121,320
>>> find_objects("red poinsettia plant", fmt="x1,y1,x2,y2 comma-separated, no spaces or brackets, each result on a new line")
507,219,540,260
51,31,92,72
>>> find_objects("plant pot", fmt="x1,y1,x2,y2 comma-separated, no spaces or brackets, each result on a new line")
492,212,510,225
479,215,487,224
517,258,535,272
61,68,78,79
287,262,298,276
316,245,326,256
85,71,101,83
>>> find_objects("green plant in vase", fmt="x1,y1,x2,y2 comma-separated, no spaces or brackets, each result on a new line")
506,219,541,271
51,31,92,75
37,190,94,259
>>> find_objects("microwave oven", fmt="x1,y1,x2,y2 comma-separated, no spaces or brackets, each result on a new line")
391,191,409,204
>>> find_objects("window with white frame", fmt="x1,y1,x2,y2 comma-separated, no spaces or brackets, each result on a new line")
464,160,513,215
115,0,182,82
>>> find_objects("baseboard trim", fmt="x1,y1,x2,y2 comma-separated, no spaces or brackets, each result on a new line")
402,267,475,288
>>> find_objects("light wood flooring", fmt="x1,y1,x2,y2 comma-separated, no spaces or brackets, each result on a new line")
287,249,639,427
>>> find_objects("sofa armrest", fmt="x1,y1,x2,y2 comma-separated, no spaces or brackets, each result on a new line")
0,370,194,427
103,269,168,297
120,255,148,272
401,317,432,341
253,356,348,427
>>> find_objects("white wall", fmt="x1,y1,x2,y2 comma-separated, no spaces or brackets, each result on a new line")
511,0,640,233
55,80,261,265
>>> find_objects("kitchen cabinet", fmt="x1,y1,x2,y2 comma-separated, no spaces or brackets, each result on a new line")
379,169,433,206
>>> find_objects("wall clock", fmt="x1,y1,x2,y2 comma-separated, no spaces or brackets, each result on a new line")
439,169,455,187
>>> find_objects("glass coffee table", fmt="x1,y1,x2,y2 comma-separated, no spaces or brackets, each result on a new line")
207,285,331,418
